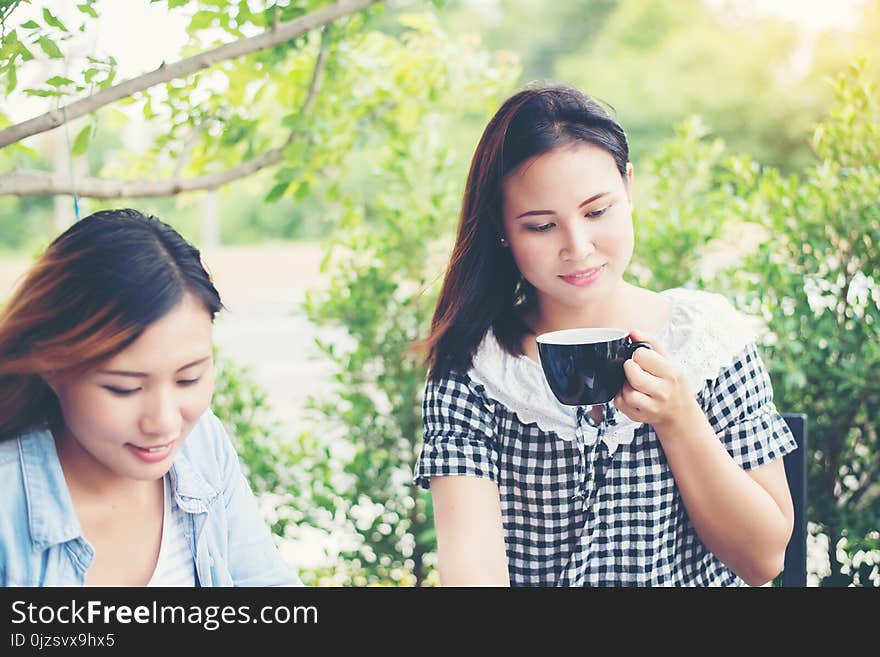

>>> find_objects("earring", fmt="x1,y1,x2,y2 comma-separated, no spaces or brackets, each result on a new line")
500,237,508,247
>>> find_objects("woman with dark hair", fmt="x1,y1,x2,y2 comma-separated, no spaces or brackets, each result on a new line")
415,84,797,587
0,209,301,586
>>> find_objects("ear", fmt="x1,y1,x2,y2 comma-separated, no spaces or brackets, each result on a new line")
625,162,634,208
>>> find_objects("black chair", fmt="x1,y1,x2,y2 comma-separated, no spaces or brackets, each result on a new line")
781,413,808,587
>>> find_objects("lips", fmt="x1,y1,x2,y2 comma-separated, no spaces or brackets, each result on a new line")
126,440,175,464
559,264,605,287
561,265,603,278
132,443,172,453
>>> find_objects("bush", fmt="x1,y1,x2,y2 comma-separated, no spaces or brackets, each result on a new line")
726,60,879,587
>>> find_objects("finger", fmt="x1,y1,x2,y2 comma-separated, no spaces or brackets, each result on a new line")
622,358,665,397
615,386,655,417
629,345,677,379
628,329,669,358
621,385,655,411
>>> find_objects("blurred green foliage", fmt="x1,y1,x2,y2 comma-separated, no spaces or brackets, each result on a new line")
295,14,518,586
630,60,879,587
628,115,734,291
212,12,518,586
3,0,878,249
443,0,879,171
726,61,880,587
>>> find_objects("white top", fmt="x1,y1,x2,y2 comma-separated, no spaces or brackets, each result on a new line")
147,474,197,587
468,287,759,455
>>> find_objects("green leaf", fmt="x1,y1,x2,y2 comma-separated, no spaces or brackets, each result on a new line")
282,139,307,162
71,124,92,157
37,36,64,59
265,181,290,203
17,40,34,61
20,20,40,29
237,0,254,24
24,88,63,97
42,8,69,32
5,65,17,95
295,180,311,201
76,3,99,18
190,10,216,31
45,75,74,87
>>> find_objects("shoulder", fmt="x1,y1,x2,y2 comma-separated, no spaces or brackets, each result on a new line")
429,328,578,440
0,437,29,555
427,331,502,397
0,437,25,502
425,368,494,414
661,287,757,341
661,287,740,316
423,350,505,438
659,288,761,392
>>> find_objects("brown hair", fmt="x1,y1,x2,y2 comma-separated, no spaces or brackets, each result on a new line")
0,209,223,440
424,83,630,380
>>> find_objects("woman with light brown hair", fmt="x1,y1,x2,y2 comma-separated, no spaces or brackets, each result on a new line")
0,208,301,587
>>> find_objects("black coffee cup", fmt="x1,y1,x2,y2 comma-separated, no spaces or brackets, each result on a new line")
536,328,652,406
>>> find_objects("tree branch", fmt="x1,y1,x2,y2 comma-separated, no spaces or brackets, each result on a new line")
0,0,379,149
0,24,336,200
0,146,287,197
303,26,333,116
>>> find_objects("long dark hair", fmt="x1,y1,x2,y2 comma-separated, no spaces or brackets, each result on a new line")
425,83,630,381
0,208,224,440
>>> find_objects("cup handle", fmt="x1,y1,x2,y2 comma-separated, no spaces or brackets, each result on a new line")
626,341,653,359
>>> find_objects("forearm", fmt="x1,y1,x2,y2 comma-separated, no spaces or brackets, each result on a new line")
438,540,510,586
654,402,792,586
431,476,510,586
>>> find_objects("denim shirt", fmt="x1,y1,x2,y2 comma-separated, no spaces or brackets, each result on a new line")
0,410,302,587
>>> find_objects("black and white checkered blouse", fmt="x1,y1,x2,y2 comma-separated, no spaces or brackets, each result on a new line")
414,289,797,586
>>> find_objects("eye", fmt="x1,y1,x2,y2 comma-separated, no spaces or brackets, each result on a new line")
102,386,140,396
585,206,610,219
527,223,554,233
177,376,202,387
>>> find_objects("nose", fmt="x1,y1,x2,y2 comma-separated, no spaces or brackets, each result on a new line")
139,386,182,439
559,221,596,262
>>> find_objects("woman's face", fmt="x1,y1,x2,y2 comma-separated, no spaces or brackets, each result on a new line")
501,142,635,319
47,293,214,483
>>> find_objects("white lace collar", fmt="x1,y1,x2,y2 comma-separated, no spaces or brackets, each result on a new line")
467,288,758,454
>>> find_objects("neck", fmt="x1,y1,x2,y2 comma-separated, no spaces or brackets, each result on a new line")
532,281,638,335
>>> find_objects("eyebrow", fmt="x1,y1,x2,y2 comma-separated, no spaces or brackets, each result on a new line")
97,356,212,378
514,192,609,220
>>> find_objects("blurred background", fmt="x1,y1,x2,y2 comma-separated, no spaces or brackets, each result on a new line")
1,0,877,586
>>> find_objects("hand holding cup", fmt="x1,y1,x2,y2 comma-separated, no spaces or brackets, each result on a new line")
612,329,700,430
